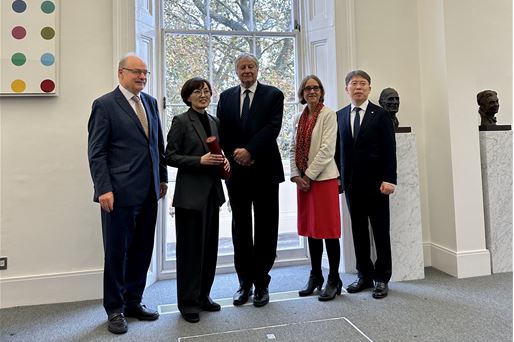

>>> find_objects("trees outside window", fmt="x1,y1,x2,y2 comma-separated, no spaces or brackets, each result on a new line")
163,0,304,264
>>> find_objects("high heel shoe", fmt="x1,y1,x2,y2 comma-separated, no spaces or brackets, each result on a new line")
318,278,342,301
298,274,324,297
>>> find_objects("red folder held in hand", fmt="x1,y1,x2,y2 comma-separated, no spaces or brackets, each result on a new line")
206,136,230,179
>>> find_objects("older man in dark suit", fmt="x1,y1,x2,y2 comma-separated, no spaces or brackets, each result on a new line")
217,53,284,307
336,70,397,299
88,55,168,334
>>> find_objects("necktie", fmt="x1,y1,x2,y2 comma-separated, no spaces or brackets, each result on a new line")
353,107,361,140
241,89,251,123
132,96,149,138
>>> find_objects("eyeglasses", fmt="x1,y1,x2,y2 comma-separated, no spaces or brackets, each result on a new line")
192,89,211,96
122,68,150,76
304,86,320,92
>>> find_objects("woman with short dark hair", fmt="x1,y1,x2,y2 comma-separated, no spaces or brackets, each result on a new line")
165,77,230,323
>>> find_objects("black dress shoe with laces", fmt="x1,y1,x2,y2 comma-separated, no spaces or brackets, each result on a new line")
253,288,269,307
346,278,374,293
201,297,221,312
107,313,128,334
298,274,324,297
318,278,342,301
124,304,159,321
181,312,200,323
233,287,252,306
372,281,389,299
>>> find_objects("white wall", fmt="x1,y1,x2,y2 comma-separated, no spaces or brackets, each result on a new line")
0,0,114,307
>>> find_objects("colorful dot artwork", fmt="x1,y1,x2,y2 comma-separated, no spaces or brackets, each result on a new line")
1,0,58,95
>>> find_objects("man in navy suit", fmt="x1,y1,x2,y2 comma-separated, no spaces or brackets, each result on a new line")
88,55,168,334
217,53,284,307
336,70,396,299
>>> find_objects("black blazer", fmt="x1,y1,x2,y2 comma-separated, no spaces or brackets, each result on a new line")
336,101,397,193
88,87,167,206
165,109,225,211
216,82,285,184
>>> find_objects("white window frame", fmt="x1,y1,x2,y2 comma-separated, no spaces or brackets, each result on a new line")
157,0,309,279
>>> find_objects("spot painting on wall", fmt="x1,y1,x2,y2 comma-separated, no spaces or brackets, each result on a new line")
1,0,59,95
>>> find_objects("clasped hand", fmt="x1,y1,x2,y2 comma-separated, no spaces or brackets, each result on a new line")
200,152,230,172
292,175,311,192
233,148,254,166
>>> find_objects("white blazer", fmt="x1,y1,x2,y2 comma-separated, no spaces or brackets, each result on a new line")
289,105,340,181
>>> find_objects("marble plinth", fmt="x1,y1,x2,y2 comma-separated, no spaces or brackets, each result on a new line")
479,130,513,273
388,133,425,281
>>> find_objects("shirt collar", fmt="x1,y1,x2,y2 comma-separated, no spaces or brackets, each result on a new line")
351,99,369,113
119,84,139,102
240,81,258,95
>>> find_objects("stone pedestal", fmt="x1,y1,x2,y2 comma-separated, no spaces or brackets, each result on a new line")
338,132,425,282
479,129,513,273
388,132,425,281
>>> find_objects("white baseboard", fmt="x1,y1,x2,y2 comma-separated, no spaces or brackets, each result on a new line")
429,242,491,278
423,242,432,267
0,269,103,309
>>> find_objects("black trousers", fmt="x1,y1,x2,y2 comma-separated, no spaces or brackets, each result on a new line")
346,189,392,283
175,190,219,314
227,179,279,290
101,189,157,315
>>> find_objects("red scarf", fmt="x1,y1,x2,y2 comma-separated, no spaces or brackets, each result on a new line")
295,102,324,174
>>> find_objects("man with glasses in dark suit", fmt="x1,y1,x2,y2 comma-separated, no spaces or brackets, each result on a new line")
88,54,167,334
336,70,397,299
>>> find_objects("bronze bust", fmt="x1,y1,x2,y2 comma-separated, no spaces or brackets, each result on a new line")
379,88,400,129
477,90,499,125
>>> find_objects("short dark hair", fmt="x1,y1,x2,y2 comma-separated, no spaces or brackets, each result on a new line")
345,70,371,86
181,77,212,106
297,75,325,105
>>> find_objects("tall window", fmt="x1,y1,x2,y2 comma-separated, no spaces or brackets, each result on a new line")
162,0,305,272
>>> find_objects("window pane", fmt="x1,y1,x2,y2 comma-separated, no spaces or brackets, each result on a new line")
210,0,252,31
164,105,190,131
278,104,299,161
254,0,293,32
163,0,206,30
256,37,296,103
211,35,252,98
165,34,209,105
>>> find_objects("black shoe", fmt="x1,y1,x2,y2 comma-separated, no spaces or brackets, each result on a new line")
298,274,324,297
253,288,270,307
181,312,200,323
124,304,159,321
372,282,389,299
318,278,342,301
201,297,221,312
346,278,374,293
107,313,128,334
233,287,252,306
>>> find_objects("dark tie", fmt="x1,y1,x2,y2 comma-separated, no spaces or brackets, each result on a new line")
241,89,251,123
132,95,149,137
353,107,361,140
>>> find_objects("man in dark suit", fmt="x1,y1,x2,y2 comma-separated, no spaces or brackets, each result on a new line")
336,70,397,299
88,55,168,334
217,53,285,307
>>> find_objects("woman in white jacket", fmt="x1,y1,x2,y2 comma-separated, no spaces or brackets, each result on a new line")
290,75,342,301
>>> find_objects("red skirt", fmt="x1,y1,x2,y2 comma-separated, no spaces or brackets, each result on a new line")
297,178,341,239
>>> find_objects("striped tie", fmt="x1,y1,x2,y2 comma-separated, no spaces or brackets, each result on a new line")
132,96,149,138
